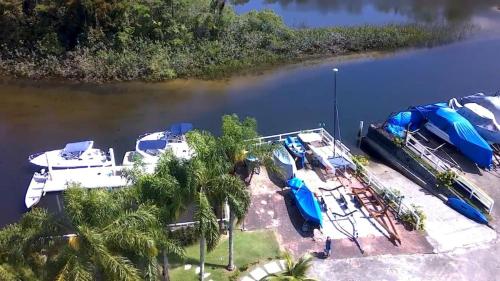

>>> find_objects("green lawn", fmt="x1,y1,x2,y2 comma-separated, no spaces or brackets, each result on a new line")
169,230,281,281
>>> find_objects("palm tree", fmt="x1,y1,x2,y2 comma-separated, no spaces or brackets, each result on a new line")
263,252,317,281
218,114,279,270
7,186,183,281
0,208,49,281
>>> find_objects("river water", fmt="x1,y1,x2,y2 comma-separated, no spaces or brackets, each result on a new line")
1,0,500,226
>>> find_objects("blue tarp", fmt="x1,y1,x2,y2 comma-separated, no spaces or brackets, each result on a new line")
138,140,167,151
63,141,92,155
385,103,493,168
287,177,323,227
386,111,424,138
416,105,493,168
169,123,193,135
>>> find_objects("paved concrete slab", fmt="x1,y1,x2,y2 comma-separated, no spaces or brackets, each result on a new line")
309,242,500,281
249,267,267,280
184,264,192,270
263,261,282,274
367,161,496,252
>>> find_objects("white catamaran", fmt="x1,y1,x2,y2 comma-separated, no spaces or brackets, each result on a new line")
123,123,194,165
28,141,113,169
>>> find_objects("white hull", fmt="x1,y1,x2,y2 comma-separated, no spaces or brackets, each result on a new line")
273,147,297,180
29,148,112,169
424,122,452,144
25,164,156,208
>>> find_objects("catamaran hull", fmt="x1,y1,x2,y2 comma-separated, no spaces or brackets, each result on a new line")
29,149,112,169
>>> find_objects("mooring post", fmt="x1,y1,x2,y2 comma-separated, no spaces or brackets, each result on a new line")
357,121,364,147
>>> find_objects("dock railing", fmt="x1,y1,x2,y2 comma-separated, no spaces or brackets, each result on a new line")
255,127,351,157
405,133,494,213
257,128,422,229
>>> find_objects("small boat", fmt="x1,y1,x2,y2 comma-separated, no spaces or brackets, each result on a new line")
273,146,297,180
447,197,488,225
28,141,112,169
287,177,323,227
25,170,48,208
284,136,306,169
449,98,500,144
135,123,194,163
417,105,493,168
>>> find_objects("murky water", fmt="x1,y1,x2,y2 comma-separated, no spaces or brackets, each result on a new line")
1,1,500,226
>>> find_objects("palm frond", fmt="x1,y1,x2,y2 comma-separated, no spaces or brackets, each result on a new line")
55,256,93,281
0,264,16,281
79,226,141,281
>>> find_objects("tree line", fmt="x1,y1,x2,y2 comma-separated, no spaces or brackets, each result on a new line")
0,0,469,81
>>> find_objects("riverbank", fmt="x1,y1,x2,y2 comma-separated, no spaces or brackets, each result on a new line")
0,1,470,82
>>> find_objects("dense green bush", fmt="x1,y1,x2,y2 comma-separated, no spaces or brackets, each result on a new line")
0,0,470,81
436,170,457,189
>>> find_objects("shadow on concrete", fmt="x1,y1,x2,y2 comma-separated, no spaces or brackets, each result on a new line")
279,189,315,239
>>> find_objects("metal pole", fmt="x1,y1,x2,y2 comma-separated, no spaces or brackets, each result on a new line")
333,68,338,157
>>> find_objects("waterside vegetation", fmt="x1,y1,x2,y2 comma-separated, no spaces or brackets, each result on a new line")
0,0,470,82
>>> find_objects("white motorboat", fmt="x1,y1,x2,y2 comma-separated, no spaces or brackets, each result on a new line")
25,148,156,208
135,123,194,163
450,97,500,144
28,141,112,169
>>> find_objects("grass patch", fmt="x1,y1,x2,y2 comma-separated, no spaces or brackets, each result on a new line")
169,230,281,281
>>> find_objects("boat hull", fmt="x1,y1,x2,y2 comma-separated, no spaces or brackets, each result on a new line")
29,149,111,169
287,178,323,227
284,137,306,169
273,147,297,181
447,197,488,225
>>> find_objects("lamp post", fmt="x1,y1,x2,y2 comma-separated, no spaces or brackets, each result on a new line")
333,68,339,157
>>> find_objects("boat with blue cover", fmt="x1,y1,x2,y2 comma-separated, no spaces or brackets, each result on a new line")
124,123,194,164
385,103,493,168
284,136,306,169
287,177,323,227
447,197,488,225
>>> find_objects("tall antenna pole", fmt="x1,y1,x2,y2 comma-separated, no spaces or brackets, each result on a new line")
333,68,338,157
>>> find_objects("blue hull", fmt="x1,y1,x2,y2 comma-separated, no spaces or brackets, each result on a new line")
447,197,488,225
284,136,305,169
287,177,323,227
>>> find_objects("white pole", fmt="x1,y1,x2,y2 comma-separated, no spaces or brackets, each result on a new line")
333,68,339,157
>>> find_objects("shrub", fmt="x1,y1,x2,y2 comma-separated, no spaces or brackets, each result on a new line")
400,204,426,231
436,170,457,189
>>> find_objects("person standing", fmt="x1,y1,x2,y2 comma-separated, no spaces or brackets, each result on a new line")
325,236,332,257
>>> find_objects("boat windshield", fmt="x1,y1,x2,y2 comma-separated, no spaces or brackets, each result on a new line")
61,141,93,159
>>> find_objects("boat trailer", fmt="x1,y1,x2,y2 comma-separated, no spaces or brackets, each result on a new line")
351,185,402,245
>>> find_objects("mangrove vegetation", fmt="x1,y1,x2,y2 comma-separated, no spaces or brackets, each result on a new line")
0,0,470,82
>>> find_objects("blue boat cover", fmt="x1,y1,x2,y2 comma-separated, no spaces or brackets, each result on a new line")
415,105,493,168
386,111,425,138
287,177,323,226
386,103,492,167
138,140,167,151
63,141,92,154
169,123,193,135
